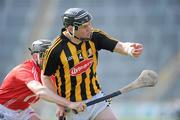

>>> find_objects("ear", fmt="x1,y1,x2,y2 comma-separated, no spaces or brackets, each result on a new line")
32,53,38,61
67,26,73,33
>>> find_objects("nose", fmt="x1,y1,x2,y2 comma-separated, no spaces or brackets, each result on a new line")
89,23,93,29
87,24,93,32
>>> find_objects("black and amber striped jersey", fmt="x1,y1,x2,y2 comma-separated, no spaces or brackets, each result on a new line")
43,28,118,102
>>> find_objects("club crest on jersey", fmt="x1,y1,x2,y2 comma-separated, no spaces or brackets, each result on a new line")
87,48,93,57
70,58,93,76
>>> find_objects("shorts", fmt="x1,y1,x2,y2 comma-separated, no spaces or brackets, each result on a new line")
66,92,111,120
0,104,36,120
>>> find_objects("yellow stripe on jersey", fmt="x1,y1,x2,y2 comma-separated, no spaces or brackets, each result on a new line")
67,42,82,101
92,77,99,93
89,41,97,72
60,50,71,101
89,41,100,93
81,42,92,99
55,66,61,95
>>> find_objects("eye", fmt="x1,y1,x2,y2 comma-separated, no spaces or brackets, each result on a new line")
80,22,92,29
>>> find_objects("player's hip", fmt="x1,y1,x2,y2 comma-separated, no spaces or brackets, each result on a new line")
66,91,111,120
0,104,35,120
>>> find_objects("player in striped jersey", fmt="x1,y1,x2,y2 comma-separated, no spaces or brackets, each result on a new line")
0,39,85,120
42,8,143,120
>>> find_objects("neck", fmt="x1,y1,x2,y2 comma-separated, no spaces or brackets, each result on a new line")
63,31,82,44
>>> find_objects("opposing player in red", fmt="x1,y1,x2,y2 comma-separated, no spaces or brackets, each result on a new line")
0,39,86,120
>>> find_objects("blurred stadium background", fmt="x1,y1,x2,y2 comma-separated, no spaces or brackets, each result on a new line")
0,0,180,120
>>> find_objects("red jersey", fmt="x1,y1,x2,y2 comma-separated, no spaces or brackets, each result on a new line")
0,59,41,110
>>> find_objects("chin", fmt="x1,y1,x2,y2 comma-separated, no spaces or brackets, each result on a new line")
86,36,91,39
85,35,91,39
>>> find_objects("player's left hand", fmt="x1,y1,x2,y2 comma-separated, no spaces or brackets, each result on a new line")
130,43,143,58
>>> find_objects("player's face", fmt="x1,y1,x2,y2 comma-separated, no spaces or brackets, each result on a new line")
37,52,44,69
75,21,93,39
32,53,44,69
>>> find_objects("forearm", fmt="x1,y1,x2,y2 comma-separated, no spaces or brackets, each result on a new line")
36,86,86,112
40,74,71,107
36,86,70,107
27,80,70,107
41,73,56,92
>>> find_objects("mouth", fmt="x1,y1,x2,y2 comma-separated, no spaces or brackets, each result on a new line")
87,32,92,38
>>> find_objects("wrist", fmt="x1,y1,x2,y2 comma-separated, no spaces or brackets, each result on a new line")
127,47,133,56
123,42,134,56
66,101,71,108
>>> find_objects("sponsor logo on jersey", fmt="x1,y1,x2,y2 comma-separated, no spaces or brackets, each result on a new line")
70,58,93,76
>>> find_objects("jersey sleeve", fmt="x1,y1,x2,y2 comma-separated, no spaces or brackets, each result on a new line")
16,67,35,84
43,48,58,76
92,29,118,52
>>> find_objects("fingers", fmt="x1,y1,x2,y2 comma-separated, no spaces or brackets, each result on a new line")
81,102,86,111
133,47,143,54
131,43,143,57
71,102,87,114
68,101,87,114
132,50,142,57
76,102,86,112
81,103,86,112
130,43,143,49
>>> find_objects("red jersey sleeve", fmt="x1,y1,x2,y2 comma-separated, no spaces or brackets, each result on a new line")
16,67,34,84
16,61,41,84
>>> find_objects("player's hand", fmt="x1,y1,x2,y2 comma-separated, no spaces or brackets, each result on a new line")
130,43,143,58
68,102,86,113
56,105,66,120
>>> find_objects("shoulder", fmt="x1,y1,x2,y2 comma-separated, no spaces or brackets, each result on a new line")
92,28,101,33
92,28,117,42
46,36,65,55
92,28,107,35
10,60,35,81
92,28,102,36
23,59,35,67
51,36,64,49
17,60,34,72
92,28,112,38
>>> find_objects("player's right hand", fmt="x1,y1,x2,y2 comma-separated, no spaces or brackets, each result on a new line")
130,43,143,58
68,102,86,113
